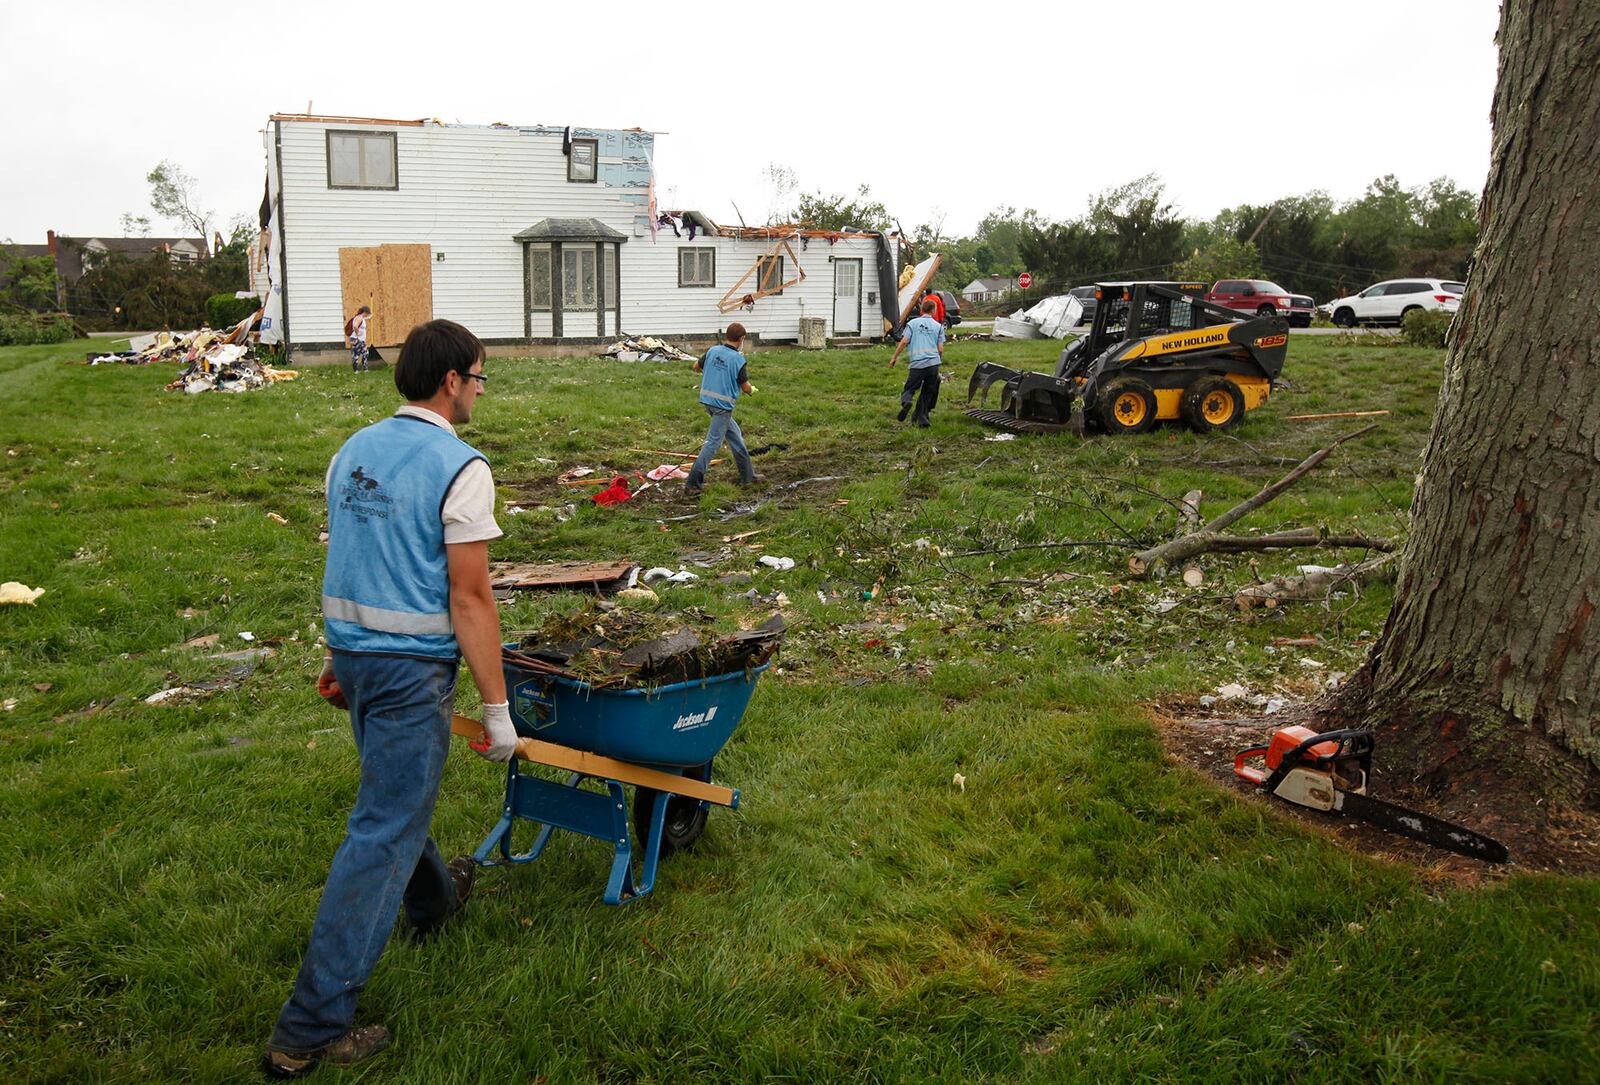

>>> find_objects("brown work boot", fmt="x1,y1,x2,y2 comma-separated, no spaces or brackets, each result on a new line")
262,1025,391,1078
405,855,476,942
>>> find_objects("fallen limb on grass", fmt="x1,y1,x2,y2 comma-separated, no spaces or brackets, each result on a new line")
1129,424,1377,577
1234,553,1396,610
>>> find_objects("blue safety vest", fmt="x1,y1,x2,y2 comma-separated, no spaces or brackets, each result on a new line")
698,344,745,410
321,415,487,659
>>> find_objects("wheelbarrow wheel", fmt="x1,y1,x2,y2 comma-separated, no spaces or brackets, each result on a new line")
633,785,708,858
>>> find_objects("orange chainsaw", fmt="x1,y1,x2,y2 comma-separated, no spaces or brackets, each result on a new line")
1234,726,1508,863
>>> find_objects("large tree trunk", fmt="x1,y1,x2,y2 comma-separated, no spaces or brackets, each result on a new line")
1328,0,1600,808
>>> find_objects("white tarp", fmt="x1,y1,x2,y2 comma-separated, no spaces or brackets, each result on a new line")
990,317,1044,340
1019,295,1085,338
257,140,285,347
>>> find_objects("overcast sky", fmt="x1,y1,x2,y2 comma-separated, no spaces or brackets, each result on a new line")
0,1,1501,244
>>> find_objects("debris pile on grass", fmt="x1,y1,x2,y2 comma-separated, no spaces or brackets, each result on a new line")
164,347,298,394
600,335,699,362
504,603,784,688
89,309,261,366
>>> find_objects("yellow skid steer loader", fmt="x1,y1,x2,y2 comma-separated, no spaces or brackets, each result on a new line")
967,282,1288,434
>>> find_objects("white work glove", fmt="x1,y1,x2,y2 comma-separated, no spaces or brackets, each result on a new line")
471,702,518,762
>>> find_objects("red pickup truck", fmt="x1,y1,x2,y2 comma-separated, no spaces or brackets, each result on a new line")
1205,279,1314,327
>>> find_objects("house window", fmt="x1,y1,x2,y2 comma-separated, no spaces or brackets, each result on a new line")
757,254,785,296
679,247,715,287
327,130,397,190
568,138,598,183
527,244,552,310
563,246,597,308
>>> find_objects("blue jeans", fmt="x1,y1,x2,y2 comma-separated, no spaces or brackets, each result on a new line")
269,652,459,1053
685,406,755,487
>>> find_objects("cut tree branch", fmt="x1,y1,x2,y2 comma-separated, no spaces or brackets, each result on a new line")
1234,554,1397,610
1179,489,1204,587
1128,424,1378,577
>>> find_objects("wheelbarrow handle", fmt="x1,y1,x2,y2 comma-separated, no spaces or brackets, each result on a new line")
450,714,740,809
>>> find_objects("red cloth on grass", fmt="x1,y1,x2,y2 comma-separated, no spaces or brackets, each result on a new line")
591,476,633,506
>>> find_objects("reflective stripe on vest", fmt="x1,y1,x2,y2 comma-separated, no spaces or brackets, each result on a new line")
322,594,453,636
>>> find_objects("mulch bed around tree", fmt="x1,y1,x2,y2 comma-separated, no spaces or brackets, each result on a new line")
1150,697,1600,882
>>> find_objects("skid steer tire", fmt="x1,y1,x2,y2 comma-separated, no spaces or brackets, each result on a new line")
1099,377,1158,435
1181,377,1246,433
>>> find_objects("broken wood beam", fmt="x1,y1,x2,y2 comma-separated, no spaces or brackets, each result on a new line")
1234,554,1397,610
1286,410,1391,421
489,560,639,592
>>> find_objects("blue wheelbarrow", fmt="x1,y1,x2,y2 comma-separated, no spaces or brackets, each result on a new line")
451,659,769,905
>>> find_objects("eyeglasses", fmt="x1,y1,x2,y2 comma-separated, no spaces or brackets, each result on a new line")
463,371,488,385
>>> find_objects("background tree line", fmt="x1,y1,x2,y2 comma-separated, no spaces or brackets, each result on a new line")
782,172,1480,304
0,160,253,337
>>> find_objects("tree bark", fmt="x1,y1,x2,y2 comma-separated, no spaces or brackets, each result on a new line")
1326,0,1600,806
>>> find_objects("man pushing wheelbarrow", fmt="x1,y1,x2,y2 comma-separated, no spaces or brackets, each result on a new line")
262,320,519,1078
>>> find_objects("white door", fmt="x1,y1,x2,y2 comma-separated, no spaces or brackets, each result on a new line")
1353,284,1387,320
833,259,861,335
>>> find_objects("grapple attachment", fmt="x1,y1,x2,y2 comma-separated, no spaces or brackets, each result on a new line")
965,362,1084,434
967,361,1023,408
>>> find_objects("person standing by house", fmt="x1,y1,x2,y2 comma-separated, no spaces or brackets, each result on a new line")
683,323,758,494
920,287,946,326
345,305,373,372
263,319,519,1078
889,297,946,427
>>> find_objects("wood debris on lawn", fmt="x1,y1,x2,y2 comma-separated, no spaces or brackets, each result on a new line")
489,560,640,595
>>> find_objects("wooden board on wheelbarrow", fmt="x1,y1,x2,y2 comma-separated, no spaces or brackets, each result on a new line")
451,714,738,808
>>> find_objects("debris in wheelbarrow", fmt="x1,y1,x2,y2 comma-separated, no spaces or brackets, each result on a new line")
456,610,784,905
505,607,784,688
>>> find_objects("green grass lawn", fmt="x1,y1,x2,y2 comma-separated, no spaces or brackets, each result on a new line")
1,335,1595,1083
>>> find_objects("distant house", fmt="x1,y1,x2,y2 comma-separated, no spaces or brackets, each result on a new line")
961,275,1013,303
256,113,903,357
47,231,210,286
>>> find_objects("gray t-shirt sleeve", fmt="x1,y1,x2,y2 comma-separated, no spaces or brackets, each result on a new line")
442,458,502,544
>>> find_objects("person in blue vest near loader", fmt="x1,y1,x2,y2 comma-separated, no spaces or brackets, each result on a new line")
684,321,757,494
889,297,947,427
263,319,519,1078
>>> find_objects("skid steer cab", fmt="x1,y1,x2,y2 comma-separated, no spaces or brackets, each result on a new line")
967,281,1289,435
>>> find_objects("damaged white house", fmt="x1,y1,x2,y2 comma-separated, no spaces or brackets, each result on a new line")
255,114,908,358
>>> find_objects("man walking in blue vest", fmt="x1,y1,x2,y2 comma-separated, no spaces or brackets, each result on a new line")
684,322,757,494
264,319,519,1078
889,297,946,427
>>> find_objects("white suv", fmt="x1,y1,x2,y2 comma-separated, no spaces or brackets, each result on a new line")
1323,278,1464,327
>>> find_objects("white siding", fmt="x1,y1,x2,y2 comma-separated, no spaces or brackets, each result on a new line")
277,121,644,343
275,119,891,344
617,232,885,340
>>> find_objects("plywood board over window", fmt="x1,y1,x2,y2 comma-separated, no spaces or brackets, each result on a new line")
339,244,433,346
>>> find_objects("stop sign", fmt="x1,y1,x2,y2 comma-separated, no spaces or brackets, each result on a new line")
1017,272,1032,289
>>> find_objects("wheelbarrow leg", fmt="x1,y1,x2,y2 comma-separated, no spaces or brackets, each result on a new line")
472,763,572,867
603,779,651,905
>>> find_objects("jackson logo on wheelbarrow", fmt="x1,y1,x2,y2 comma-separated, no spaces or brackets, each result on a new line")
513,680,556,730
